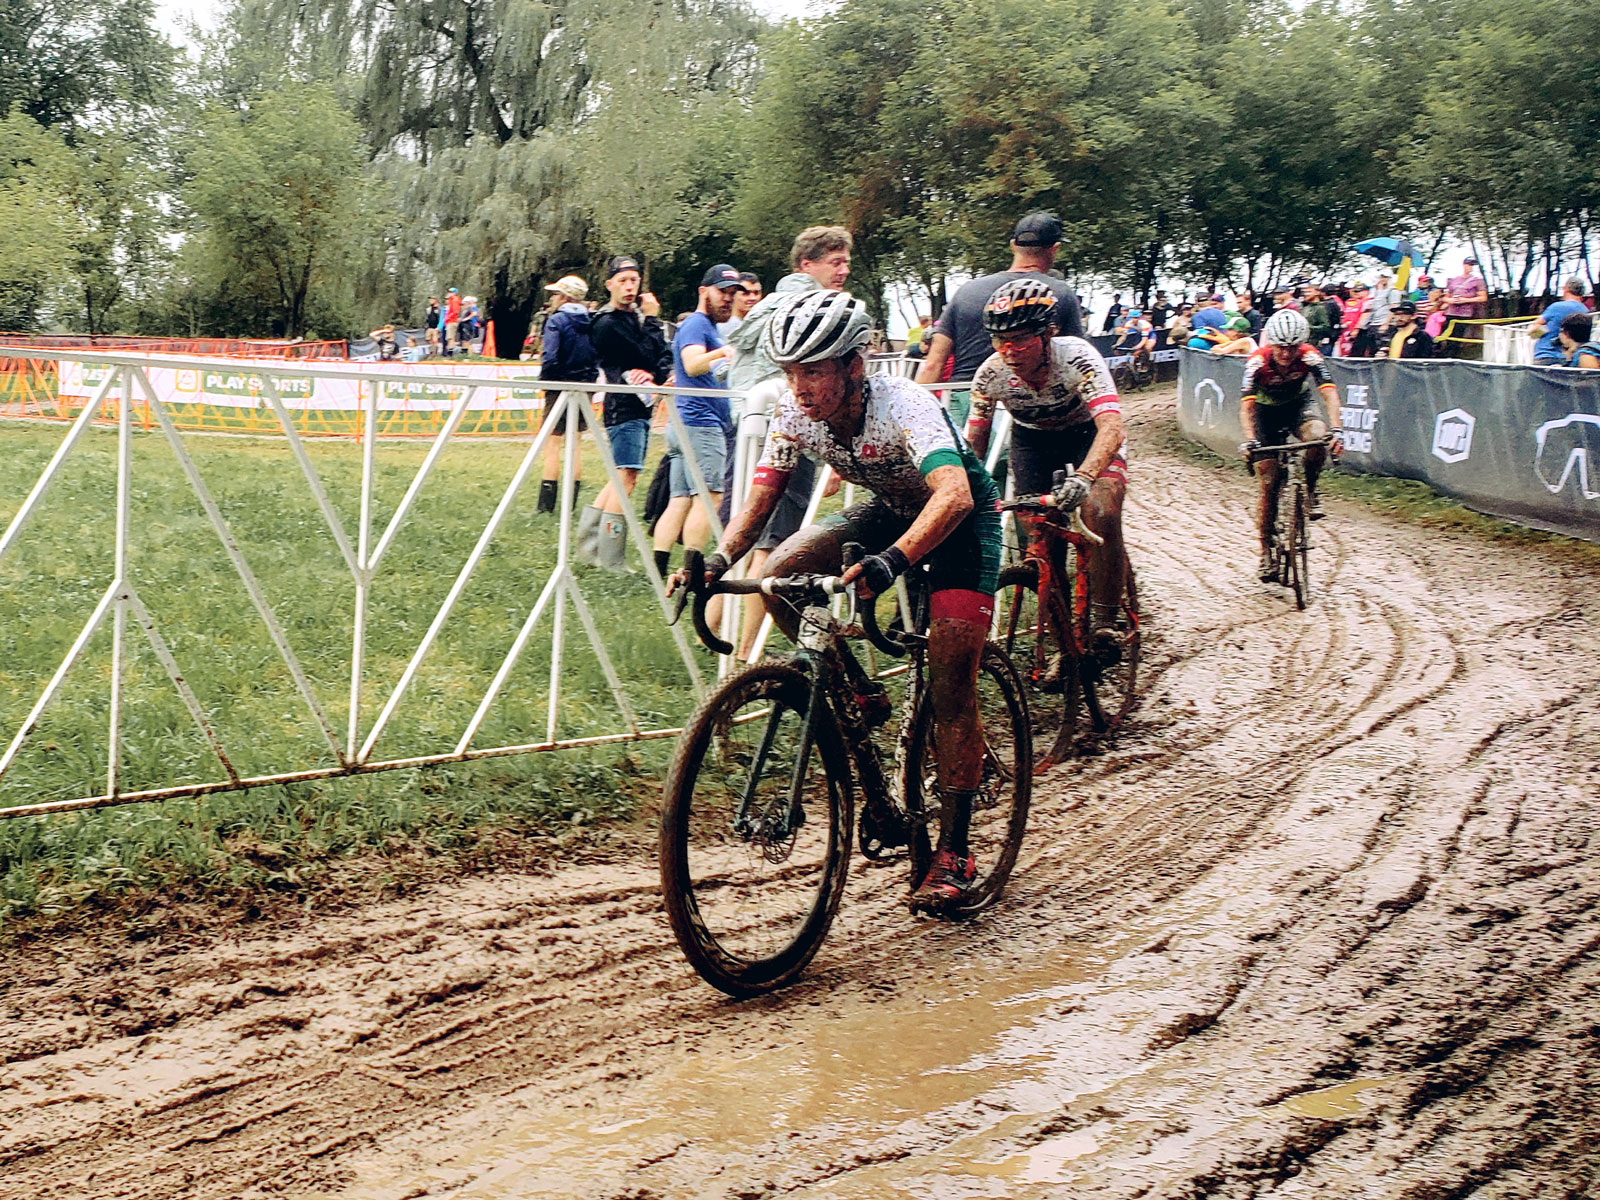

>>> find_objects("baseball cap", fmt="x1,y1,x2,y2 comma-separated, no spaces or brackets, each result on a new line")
1463,256,1477,265
1011,212,1063,248
1352,282,1370,293
1394,300,1417,314
700,264,743,290
545,275,588,301
606,255,641,279
1209,292,1226,303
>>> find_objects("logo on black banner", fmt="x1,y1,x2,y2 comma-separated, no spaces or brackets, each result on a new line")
1340,384,1378,453
1431,408,1475,464
1534,413,1600,499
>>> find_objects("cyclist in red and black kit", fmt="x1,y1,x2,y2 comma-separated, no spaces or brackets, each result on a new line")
1240,309,1344,581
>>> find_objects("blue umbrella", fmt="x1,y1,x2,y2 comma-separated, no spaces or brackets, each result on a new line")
1353,238,1427,290
1353,237,1424,268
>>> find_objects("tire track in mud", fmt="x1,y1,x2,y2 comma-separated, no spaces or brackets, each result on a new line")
3,389,1598,1199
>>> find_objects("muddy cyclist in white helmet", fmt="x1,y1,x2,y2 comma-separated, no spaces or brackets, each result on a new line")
669,289,1004,915
1240,308,1345,580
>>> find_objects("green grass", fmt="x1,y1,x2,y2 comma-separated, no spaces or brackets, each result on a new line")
0,420,714,933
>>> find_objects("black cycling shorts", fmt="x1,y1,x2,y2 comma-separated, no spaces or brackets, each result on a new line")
1008,422,1127,496
1254,385,1326,445
808,496,1002,598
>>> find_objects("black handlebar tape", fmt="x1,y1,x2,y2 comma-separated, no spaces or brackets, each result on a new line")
859,590,907,659
683,549,735,657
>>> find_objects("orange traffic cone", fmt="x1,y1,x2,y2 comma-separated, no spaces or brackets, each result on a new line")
482,320,496,359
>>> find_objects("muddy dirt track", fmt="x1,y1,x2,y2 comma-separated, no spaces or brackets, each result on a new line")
5,390,1600,1199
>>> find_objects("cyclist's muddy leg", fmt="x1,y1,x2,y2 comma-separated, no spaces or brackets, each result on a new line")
760,524,845,641
1081,473,1128,625
1300,418,1329,496
927,602,988,854
1256,459,1283,551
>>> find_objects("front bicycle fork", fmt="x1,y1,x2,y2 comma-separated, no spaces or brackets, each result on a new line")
734,655,823,842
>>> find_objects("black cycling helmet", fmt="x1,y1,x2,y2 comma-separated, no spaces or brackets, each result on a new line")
982,277,1058,337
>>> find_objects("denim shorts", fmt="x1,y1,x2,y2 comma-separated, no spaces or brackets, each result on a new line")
605,417,650,471
666,424,728,498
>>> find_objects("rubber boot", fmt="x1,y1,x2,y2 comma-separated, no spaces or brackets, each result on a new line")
654,549,671,579
537,479,558,514
569,480,582,512
573,505,603,565
596,513,632,573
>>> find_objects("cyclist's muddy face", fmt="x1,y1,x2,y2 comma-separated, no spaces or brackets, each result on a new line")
991,331,1049,372
783,356,859,423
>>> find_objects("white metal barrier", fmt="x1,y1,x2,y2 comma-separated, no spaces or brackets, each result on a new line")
0,349,985,821
1482,320,1539,365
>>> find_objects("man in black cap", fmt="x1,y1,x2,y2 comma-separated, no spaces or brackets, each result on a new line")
915,212,1085,425
1382,301,1434,359
581,254,674,569
652,264,743,579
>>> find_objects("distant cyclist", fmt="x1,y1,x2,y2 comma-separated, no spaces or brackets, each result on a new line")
966,278,1129,657
672,290,1003,916
1240,309,1344,581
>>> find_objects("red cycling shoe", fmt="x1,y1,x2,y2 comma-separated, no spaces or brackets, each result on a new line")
910,848,977,915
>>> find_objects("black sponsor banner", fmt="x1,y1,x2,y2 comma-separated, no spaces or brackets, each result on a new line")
1177,348,1600,543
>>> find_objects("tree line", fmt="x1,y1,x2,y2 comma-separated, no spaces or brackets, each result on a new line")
2,0,1594,353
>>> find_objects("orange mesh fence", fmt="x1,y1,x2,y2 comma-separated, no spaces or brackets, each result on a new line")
0,335,348,359
0,349,591,439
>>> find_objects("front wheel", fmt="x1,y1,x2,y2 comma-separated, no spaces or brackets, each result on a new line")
995,560,1085,772
660,661,853,997
902,644,1032,915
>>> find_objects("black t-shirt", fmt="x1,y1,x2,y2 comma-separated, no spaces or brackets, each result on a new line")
937,270,1085,380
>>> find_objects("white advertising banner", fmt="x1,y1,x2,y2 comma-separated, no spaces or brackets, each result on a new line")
57,358,547,411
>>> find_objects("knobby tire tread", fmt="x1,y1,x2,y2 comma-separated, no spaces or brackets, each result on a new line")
660,661,854,998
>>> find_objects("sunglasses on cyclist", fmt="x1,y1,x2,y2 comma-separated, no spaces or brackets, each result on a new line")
990,332,1044,349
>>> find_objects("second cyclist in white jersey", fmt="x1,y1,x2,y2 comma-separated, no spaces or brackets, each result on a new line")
965,277,1130,656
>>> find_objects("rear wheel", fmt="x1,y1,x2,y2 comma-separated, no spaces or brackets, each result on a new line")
1080,561,1143,736
660,662,853,997
902,644,1032,915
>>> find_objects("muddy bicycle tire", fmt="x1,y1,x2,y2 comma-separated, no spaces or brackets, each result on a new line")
995,561,1086,771
1289,485,1310,610
901,643,1032,915
660,662,854,998
1079,563,1143,736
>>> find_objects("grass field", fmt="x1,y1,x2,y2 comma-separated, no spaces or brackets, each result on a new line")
0,418,715,930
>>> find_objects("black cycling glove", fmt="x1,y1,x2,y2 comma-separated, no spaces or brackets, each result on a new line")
857,546,909,596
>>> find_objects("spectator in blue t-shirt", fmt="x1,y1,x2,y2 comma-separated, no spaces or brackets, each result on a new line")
1530,279,1590,364
652,263,743,577
1190,293,1228,331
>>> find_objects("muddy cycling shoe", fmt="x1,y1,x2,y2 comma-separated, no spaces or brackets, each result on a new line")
1258,552,1276,582
1038,652,1066,694
909,848,977,915
1308,492,1326,521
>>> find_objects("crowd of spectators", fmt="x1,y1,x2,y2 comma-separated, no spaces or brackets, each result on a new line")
1095,258,1598,368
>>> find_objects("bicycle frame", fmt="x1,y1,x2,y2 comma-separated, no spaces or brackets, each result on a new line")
678,555,924,850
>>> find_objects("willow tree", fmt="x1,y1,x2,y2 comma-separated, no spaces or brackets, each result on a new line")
229,0,763,354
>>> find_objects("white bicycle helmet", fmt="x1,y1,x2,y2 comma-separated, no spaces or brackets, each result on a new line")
1261,308,1311,346
763,290,873,364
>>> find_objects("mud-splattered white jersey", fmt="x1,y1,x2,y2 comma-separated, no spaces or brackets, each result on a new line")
754,374,992,519
969,336,1121,431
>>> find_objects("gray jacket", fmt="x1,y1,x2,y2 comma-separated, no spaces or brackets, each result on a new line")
728,272,822,393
